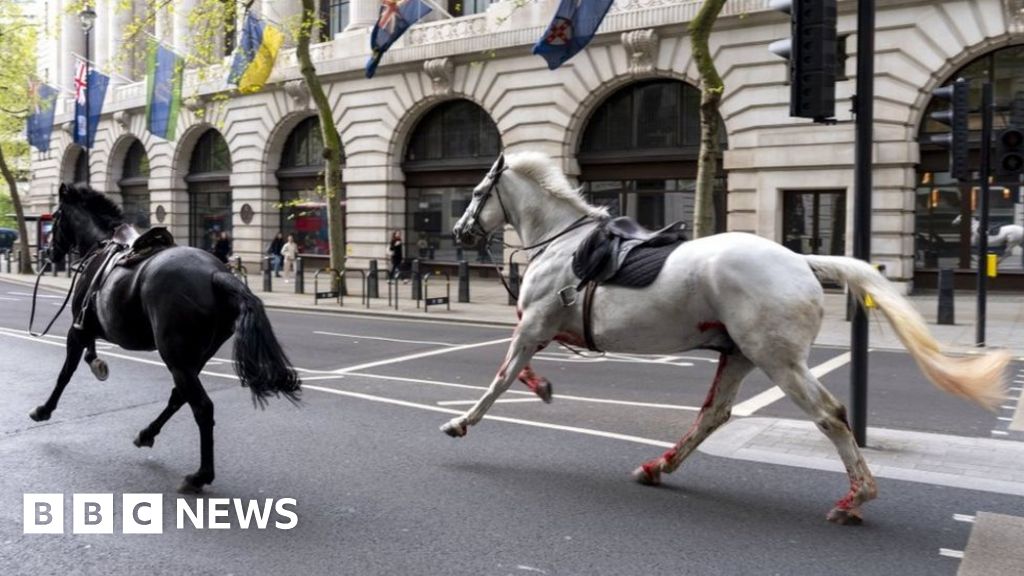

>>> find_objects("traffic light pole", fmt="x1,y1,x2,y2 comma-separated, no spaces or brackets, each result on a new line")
850,0,875,448
976,83,993,347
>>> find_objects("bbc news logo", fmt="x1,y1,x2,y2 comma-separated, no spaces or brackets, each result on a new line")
24,494,298,534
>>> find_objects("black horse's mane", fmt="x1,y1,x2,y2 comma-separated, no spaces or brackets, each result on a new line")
62,184,124,230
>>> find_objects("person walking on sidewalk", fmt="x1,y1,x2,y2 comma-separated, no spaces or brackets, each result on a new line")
389,230,404,281
281,234,299,283
213,231,232,264
267,233,284,278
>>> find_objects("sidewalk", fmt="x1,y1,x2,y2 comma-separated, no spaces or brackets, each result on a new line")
2,269,1022,357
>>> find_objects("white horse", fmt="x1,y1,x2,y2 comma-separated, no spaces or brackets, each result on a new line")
952,215,1024,263
444,152,1010,525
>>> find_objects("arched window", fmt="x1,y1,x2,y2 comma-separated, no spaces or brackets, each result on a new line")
403,100,502,263
277,116,338,256
578,80,727,234
916,46,1024,278
119,140,150,229
186,129,232,251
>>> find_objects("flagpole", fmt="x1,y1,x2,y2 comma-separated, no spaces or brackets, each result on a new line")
420,0,453,19
69,52,135,84
143,31,190,58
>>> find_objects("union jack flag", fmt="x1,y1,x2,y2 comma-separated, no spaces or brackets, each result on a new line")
366,0,430,78
378,0,404,34
74,59,88,105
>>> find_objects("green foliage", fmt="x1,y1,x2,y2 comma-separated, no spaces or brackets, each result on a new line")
0,190,14,228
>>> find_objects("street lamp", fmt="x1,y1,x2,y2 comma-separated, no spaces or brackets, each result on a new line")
79,6,96,186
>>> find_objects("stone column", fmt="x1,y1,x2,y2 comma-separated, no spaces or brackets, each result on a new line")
154,2,173,46
60,2,86,95
347,0,380,30
173,0,197,59
107,0,134,84
92,0,109,75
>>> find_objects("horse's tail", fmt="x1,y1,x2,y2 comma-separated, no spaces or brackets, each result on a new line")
212,272,301,408
803,255,1008,410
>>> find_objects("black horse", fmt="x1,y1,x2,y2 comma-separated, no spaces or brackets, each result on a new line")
34,183,301,492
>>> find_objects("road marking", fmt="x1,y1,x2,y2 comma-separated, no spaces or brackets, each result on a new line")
1011,385,1024,431
953,514,976,523
6,291,63,299
303,384,674,449
267,306,512,330
938,548,964,559
991,430,1009,437
331,337,512,374
998,416,1013,422
0,296,19,301
346,371,700,412
314,330,458,347
533,352,695,367
436,398,542,406
731,352,853,417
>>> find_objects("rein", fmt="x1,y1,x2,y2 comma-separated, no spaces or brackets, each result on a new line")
27,244,102,338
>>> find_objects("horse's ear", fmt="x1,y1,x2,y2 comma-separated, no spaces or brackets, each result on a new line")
58,183,69,202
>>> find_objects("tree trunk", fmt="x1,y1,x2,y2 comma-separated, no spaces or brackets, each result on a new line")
298,0,345,289
690,0,728,239
0,144,33,274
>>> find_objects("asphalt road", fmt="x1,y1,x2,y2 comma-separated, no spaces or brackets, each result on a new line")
0,278,1020,575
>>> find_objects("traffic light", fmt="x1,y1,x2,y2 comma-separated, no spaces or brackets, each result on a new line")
996,127,1024,183
769,0,838,122
929,78,970,182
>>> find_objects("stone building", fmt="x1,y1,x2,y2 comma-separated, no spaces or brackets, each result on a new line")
26,0,1024,290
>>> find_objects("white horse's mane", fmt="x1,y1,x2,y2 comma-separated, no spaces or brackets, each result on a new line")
505,152,610,218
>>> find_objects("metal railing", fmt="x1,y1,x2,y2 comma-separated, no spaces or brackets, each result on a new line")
420,271,451,313
313,267,342,305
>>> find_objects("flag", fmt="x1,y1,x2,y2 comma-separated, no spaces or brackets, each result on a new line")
228,11,284,93
145,40,184,140
366,0,432,78
27,81,59,153
533,0,614,70
73,59,110,149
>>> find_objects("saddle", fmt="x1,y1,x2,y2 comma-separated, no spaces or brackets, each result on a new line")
117,227,176,267
570,217,687,352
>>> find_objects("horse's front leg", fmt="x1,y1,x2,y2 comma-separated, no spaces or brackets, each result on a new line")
441,332,542,438
81,337,109,381
30,329,86,421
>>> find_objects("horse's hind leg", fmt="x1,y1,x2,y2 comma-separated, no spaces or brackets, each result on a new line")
767,363,877,525
30,329,86,421
133,387,185,448
633,352,754,486
170,368,216,494
518,365,552,403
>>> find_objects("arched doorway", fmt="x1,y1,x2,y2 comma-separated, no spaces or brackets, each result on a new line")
578,80,727,234
917,46,1024,282
186,129,232,251
403,100,502,263
276,116,337,255
66,146,88,187
119,140,150,229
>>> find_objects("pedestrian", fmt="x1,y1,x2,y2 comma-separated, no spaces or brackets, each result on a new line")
281,234,299,282
213,231,232,264
388,230,403,281
267,232,284,277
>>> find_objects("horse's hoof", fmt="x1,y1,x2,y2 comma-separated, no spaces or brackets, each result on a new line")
29,406,52,422
89,358,109,381
440,420,467,438
632,463,662,486
535,378,553,404
177,474,211,494
133,431,154,448
827,507,864,526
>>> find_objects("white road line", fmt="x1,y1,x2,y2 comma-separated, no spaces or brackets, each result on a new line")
345,371,700,412
998,416,1013,422
533,353,695,367
304,384,674,449
6,291,63,299
313,330,458,347
437,398,542,406
953,514,976,523
331,337,512,374
991,430,1010,436
938,548,965,559
0,296,20,301
732,351,853,417
1002,405,1016,411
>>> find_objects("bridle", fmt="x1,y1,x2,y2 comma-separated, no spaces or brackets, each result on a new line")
463,155,512,243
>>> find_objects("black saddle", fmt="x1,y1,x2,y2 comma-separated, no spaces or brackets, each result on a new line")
572,217,686,290
117,227,176,268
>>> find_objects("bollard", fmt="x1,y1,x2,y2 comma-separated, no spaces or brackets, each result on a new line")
2,250,8,273
937,268,955,325
263,257,272,293
458,260,470,303
367,259,380,299
411,259,422,301
294,257,305,294
456,246,464,262
508,262,520,305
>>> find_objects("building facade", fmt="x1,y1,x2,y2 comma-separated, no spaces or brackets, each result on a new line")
27,0,1024,290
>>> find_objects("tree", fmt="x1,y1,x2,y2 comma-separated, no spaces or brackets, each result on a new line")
690,0,728,239
0,1,39,274
298,0,346,284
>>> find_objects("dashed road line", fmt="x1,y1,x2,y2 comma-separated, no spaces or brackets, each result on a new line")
953,514,976,523
731,351,852,417
437,398,543,406
938,548,965,559
314,330,458,347
331,337,512,374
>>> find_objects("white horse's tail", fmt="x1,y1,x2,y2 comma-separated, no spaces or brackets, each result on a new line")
804,255,1009,410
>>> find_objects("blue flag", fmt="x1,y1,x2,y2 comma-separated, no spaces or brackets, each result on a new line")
73,61,110,149
27,82,59,153
146,41,184,140
366,0,432,78
533,0,614,70
227,11,284,93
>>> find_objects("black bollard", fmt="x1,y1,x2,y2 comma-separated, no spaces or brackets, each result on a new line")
937,268,955,325
294,257,304,294
456,246,464,262
411,259,421,301
458,260,470,303
368,259,379,299
263,258,272,293
508,262,520,306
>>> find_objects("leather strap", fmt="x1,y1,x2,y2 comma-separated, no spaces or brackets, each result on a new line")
582,281,601,352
